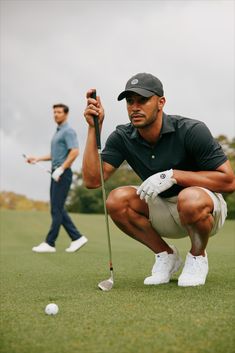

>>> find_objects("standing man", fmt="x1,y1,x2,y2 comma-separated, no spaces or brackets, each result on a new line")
82,73,235,286
27,103,88,253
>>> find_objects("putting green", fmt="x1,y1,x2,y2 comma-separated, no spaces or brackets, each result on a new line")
0,210,234,353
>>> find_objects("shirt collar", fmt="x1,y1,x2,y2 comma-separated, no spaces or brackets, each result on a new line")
130,128,139,139
160,112,175,135
130,112,175,140
57,122,68,131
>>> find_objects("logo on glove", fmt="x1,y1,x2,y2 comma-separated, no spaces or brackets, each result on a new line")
160,173,166,179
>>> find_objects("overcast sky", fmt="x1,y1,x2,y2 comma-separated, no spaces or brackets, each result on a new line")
0,0,234,201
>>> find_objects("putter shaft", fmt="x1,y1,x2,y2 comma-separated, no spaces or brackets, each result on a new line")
91,91,114,289
97,149,113,274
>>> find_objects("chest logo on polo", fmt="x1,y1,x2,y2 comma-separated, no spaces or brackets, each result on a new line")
131,79,138,85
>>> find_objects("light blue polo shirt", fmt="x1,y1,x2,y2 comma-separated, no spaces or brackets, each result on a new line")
51,122,79,169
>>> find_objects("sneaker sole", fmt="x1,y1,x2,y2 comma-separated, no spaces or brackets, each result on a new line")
178,278,207,287
178,281,206,287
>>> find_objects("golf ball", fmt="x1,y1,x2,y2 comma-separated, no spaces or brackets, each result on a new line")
45,303,59,315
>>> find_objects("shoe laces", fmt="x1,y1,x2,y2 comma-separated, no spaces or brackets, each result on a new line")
152,253,173,274
183,255,206,275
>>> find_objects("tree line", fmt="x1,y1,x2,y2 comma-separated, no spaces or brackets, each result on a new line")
1,135,234,218
0,191,49,211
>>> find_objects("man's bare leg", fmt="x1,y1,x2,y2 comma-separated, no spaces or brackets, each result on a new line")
177,187,214,286
177,187,214,256
106,186,173,254
107,186,184,285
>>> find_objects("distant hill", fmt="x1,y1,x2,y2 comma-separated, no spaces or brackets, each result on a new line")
0,191,49,211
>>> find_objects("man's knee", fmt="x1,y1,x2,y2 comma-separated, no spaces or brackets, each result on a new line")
106,186,137,217
177,187,213,224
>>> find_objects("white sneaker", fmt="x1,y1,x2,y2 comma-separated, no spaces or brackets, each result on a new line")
144,245,183,285
32,242,56,253
178,252,209,287
65,236,88,253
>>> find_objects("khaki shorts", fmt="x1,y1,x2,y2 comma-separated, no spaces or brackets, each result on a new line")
147,187,227,239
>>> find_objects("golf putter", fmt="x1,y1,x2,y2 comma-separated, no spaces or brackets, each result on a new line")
22,154,51,174
91,90,114,291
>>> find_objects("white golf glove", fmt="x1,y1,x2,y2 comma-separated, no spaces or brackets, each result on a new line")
52,166,64,182
137,169,177,203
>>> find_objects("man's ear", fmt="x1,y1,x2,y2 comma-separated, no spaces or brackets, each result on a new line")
158,96,166,110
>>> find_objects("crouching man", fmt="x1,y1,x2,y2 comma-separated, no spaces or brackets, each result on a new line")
82,73,235,286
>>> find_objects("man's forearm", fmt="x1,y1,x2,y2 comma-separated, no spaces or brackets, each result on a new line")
37,154,51,162
82,126,102,188
61,149,79,170
173,167,235,193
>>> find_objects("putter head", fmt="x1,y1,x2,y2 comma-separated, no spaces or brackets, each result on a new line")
98,277,114,291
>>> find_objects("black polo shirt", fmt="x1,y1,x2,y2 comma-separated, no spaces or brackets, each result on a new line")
101,113,227,197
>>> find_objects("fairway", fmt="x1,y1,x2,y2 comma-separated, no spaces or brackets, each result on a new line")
0,210,234,353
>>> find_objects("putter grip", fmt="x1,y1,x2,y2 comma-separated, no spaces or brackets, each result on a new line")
91,91,101,150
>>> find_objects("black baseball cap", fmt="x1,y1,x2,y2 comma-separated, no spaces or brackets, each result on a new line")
117,73,164,101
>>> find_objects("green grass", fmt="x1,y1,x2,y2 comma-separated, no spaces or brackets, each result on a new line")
0,210,235,353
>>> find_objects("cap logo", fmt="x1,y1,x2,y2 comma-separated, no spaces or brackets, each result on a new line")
131,79,138,85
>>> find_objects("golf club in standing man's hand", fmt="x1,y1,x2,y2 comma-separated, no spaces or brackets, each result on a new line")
26,103,88,253
83,73,235,287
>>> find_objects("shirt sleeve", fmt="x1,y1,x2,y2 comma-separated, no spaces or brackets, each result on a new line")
101,130,125,168
64,129,79,150
185,122,227,170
